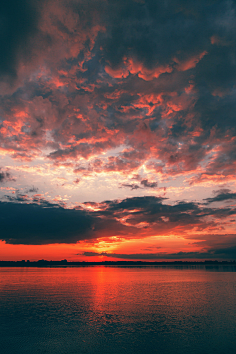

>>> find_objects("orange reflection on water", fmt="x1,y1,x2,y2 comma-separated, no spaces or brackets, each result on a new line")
1,266,225,317
1,265,236,352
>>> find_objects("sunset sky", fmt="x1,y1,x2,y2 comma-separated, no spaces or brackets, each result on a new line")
1,0,236,261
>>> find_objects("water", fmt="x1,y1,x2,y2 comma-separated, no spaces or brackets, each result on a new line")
0,266,236,354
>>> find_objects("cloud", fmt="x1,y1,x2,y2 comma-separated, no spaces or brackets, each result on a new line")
82,246,236,260
0,168,15,183
25,186,39,193
1,195,236,245
120,178,157,189
0,0,235,181
204,190,236,204
140,179,157,188
0,200,96,244
0,0,45,79
120,183,141,190
73,178,80,184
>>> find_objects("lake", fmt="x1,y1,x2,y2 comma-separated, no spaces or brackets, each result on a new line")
0,266,236,354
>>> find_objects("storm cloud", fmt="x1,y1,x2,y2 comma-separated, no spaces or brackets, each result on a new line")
0,200,95,244
1,195,236,245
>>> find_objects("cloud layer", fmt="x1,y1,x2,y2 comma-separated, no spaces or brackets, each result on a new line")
1,195,236,260
0,0,235,182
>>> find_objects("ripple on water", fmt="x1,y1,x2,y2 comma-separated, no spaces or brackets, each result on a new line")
0,267,236,354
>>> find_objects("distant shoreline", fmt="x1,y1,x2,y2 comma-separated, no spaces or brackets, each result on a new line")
1,260,236,267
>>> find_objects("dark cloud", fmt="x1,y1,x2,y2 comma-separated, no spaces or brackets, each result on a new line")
120,178,157,189
1,195,236,245
0,0,45,79
0,168,15,183
120,183,141,190
101,0,213,69
213,245,236,258
0,200,96,245
204,190,236,204
140,179,157,188
25,186,39,193
82,246,236,260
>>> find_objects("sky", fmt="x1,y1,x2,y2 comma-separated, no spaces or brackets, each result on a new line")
0,0,236,262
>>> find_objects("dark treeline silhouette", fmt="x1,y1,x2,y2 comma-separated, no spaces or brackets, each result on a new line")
0,260,236,267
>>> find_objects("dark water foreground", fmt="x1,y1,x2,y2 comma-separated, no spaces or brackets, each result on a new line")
0,267,236,354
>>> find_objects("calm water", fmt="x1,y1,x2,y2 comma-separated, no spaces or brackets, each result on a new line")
0,266,236,354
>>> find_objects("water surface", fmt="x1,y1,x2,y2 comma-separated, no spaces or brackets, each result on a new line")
0,267,236,354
